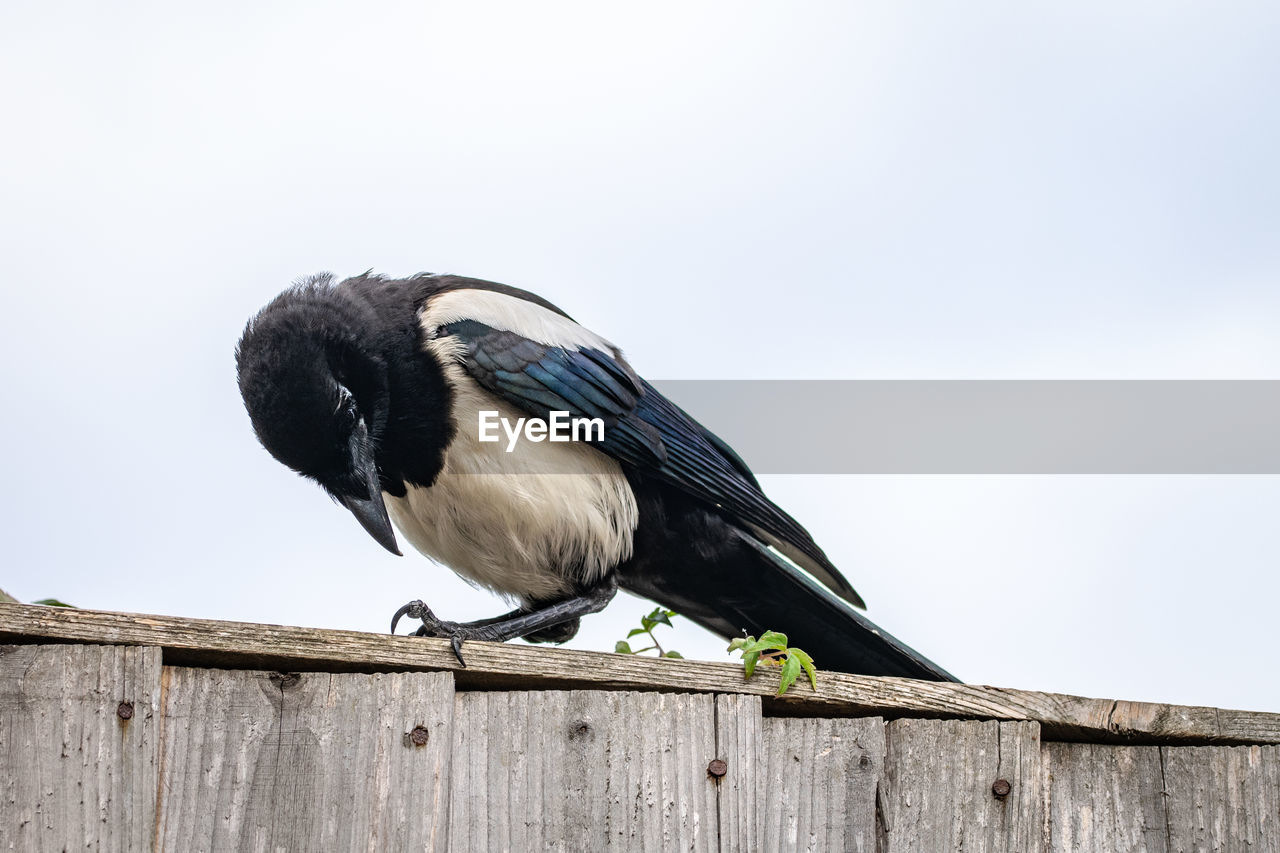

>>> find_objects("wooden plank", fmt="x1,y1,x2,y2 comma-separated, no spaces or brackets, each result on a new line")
1042,743,1280,852
880,719,1042,853
449,690,720,851
1162,744,1280,852
1041,743,1169,853
155,666,454,852
2,602,1278,745
0,644,162,852
713,694,763,853
759,716,885,852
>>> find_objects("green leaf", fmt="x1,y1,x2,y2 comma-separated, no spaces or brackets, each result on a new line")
727,636,754,652
627,627,648,638
790,647,818,690
788,647,814,667
640,616,656,632
615,640,633,654
650,611,673,628
743,650,761,679
758,630,789,648
33,598,74,608
777,654,802,696
663,650,683,659
737,636,786,654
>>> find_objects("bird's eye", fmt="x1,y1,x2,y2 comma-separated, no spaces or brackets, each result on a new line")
335,392,358,428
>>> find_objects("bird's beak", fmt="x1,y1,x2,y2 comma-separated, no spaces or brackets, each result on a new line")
341,492,401,556
340,423,402,556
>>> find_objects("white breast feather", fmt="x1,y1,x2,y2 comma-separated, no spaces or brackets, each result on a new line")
385,292,639,602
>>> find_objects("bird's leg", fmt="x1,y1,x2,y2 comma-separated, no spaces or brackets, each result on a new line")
389,575,619,666
389,602,552,638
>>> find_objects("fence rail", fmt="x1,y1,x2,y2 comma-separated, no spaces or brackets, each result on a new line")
2,603,1277,746
2,604,1278,851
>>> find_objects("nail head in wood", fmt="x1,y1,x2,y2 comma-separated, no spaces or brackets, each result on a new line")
707,758,728,778
991,778,1011,798
116,701,133,721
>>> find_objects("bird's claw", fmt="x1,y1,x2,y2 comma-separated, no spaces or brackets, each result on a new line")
450,635,466,667
390,599,430,634
390,598,469,666
412,624,469,667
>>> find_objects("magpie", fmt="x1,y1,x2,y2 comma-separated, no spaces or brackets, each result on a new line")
235,272,957,681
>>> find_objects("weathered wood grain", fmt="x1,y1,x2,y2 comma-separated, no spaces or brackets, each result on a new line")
449,690,721,851
1,603,1277,745
759,716,885,852
713,694,763,853
1042,742,1280,852
155,666,454,852
0,644,162,852
1162,744,1280,852
880,719,1042,852
1041,743,1169,852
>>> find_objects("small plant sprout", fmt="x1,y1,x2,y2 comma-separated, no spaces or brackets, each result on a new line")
727,631,817,696
614,607,684,659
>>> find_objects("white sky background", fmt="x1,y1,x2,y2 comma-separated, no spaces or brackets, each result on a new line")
2,2,1277,711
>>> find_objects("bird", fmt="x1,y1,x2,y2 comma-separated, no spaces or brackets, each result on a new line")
235,272,957,681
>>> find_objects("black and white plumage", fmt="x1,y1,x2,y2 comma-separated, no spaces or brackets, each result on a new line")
235,272,957,681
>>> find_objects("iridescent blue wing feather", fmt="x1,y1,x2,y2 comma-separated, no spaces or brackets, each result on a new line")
435,316,863,607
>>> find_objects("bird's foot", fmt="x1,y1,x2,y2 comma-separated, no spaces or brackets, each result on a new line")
389,577,619,667
390,599,481,666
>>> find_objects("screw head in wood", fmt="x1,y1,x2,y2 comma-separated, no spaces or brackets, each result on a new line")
991,778,1011,798
707,759,728,778
116,701,134,721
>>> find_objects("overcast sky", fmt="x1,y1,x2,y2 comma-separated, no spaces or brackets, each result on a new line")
2,2,1277,712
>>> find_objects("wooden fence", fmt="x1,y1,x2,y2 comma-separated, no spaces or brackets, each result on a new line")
1,603,1277,851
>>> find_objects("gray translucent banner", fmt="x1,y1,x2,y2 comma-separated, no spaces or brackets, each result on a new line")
647,380,1280,474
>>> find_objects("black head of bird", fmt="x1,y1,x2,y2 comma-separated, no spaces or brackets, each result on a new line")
235,282,402,555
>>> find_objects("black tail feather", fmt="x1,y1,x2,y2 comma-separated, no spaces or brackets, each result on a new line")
619,522,958,682
724,533,957,681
